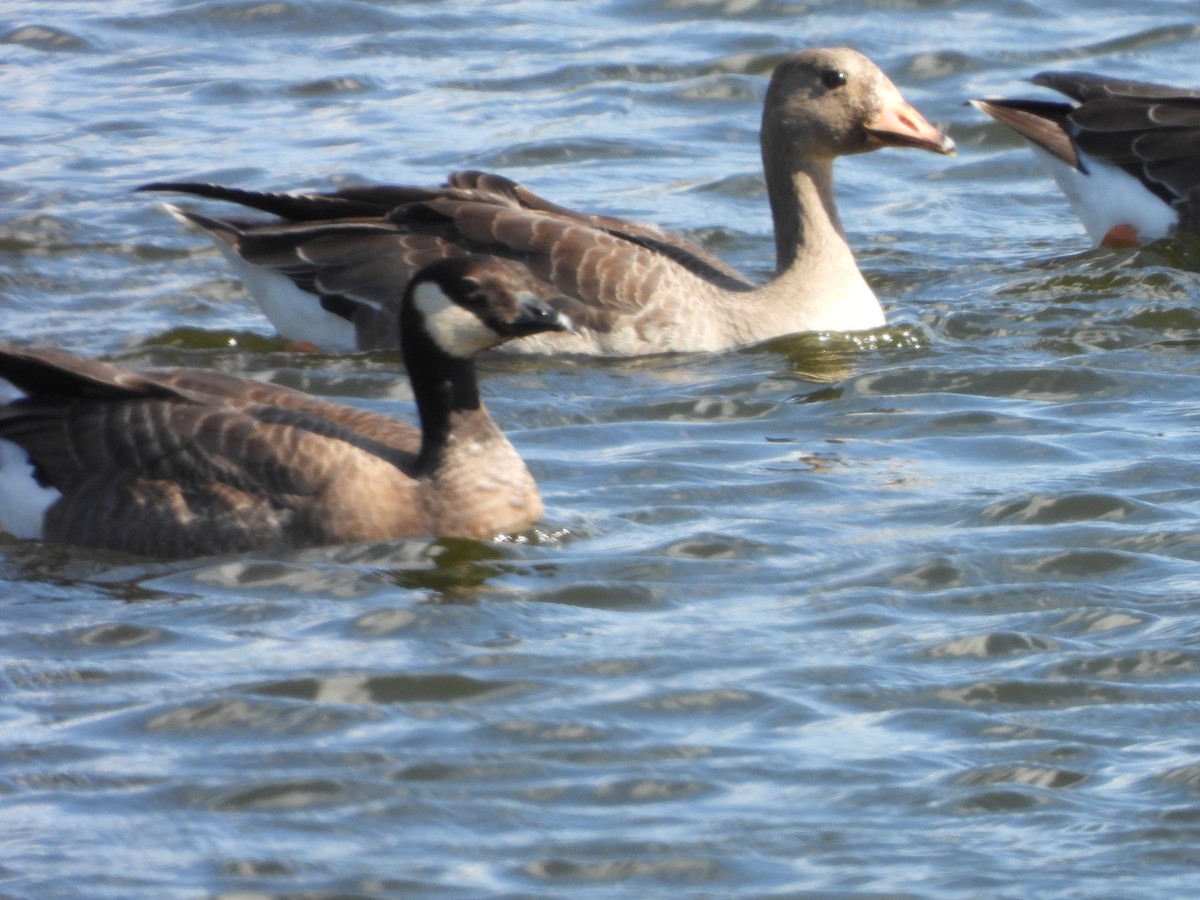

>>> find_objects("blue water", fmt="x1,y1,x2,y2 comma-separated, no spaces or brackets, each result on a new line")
4,1,1200,896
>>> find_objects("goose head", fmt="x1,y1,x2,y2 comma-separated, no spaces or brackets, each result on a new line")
762,47,955,166
405,256,572,358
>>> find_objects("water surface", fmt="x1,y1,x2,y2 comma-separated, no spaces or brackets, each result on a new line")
4,1,1200,896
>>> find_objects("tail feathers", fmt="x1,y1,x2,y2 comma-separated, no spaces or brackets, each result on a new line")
157,203,241,245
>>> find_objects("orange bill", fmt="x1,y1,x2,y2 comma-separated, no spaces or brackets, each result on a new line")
867,89,956,155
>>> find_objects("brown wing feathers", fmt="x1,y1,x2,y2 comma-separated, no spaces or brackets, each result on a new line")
144,171,752,317
206,193,692,345
0,346,425,553
0,255,569,556
991,72,1200,207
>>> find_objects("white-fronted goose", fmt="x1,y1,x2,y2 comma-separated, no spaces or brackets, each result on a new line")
0,257,569,558
141,47,954,356
972,72,1200,248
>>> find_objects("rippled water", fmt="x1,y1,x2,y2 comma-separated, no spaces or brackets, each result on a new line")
5,1,1200,896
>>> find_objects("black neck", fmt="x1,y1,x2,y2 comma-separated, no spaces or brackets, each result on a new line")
401,303,482,476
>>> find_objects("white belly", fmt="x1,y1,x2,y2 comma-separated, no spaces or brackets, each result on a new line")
0,440,59,540
1030,144,1178,244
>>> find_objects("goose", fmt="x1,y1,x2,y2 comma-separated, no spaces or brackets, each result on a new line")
972,71,1200,248
140,47,954,356
0,256,569,559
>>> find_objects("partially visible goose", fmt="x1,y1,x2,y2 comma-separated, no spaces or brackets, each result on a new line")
972,72,1200,248
0,256,569,558
141,47,954,356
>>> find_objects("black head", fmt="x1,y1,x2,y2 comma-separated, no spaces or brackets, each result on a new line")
404,256,571,358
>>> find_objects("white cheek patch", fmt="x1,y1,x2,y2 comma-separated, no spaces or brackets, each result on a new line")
0,439,59,540
412,281,498,357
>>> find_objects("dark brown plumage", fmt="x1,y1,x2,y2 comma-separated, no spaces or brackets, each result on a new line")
972,71,1200,245
0,257,569,558
141,47,954,355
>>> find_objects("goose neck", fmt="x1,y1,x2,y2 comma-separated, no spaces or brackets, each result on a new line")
765,159,847,274
401,315,482,476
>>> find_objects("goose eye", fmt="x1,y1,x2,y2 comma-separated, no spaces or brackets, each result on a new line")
822,69,847,89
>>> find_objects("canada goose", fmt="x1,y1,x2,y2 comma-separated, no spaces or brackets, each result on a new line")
972,72,1200,248
141,47,954,356
0,256,569,558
